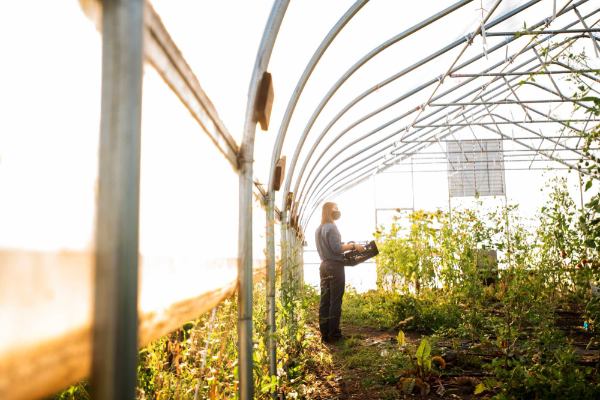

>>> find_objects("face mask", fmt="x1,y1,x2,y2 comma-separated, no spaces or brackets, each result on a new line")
332,210,341,220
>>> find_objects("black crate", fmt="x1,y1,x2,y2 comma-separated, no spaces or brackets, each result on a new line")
343,241,379,266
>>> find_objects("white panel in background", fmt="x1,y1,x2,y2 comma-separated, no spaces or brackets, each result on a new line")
447,139,505,198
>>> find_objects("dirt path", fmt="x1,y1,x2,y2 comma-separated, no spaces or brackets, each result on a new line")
304,319,600,400
305,323,422,399
304,323,487,400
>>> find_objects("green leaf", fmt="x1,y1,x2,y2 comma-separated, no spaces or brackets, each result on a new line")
397,330,406,347
586,180,593,191
416,338,431,366
474,382,486,395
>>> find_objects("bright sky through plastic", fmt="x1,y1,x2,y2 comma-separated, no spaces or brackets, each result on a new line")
0,0,598,351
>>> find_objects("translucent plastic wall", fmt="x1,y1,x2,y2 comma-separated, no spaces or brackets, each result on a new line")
138,66,240,328
0,1,251,397
0,0,102,369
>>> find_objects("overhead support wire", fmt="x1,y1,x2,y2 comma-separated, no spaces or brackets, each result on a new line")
533,48,567,99
486,28,600,36
268,2,596,231
502,76,534,121
280,0,479,212
292,0,544,197
574,7,600,57
552,60,600,83
481,104,580,168
413,118,599,127
293,1,596,218
449,69,599,77
300,3,593,219
297,32,582,218
406,0,504,136
485,112,586,158
297,102,494,219
298,14,596,228
300,116,490,225
300,79,592,227
301,104,595,225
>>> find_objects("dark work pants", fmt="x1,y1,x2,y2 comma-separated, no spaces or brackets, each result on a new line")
319,260,345,340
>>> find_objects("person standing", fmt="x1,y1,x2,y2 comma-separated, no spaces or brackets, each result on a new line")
315,202,364,343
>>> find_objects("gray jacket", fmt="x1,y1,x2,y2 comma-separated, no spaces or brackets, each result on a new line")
315,223,345,262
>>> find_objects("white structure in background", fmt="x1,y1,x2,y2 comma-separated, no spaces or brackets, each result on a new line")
447,139,506,198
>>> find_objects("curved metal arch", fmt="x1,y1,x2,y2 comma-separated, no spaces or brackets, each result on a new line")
300,107,496,225
299,48,600,226
288,0,548,212
305,93,599,227
296,8,599,222
303,121,480,228
267,0,368,193
294,29,570,216
303,108,590,228
298,90,516,225
263,0,367,380
291,0,590,216
299,105,494,221
296,31,586,219
301,95,596,227
277,0,477,212
238,1,289,399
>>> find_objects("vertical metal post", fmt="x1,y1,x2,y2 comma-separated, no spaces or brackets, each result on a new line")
280,209,288,290
294,231,300,287
239,3,289,399
578,171,585,210
288,225,295,293
503,194,512,268
298,232,305,287
279,208,291,332
410,158,416,210
290,230,298,288
373,174,378,229
92,0,144,399
265,195,277,377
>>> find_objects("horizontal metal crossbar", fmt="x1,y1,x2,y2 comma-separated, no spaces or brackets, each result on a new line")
414,119,600,128
450,69,599,77
293,4,599,218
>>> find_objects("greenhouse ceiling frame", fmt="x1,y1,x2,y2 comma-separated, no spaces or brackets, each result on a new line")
81,1,600,400
263,0,600,232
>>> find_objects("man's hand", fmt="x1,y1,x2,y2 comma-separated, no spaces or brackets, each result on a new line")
354,243,365,252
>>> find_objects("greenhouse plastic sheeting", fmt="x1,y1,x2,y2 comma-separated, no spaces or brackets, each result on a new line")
0,3,263,398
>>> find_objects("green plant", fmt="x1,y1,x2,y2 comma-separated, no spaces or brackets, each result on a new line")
396,335,445,396
487,344,600,399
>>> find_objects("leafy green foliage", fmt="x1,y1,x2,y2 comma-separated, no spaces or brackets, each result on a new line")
133,283,325,400
342,288,461,333
365,178,600,398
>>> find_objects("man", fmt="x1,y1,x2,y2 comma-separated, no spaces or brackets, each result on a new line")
315,202,364,343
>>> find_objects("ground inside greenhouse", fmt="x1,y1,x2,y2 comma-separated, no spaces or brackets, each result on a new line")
304,322,479,400
303,318,599,400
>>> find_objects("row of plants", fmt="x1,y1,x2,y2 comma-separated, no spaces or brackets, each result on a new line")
338,53,600,398
56,263,324,399
356,176,600,398
135,283,323,399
